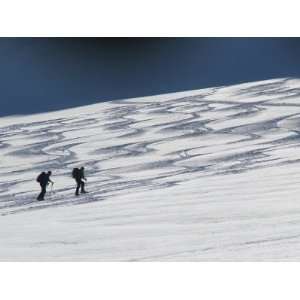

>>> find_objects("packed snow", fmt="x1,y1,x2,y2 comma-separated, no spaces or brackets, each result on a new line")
1,77,300,261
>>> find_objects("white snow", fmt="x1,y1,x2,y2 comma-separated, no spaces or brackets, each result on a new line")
1,77,300,261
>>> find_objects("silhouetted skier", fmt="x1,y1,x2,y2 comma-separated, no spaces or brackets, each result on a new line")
36,171,53,200
72,167,87,196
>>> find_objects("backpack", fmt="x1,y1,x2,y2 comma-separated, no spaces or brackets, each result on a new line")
72,168,80,179
36,172,45,183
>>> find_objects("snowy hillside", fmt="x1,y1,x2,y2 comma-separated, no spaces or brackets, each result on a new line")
2,77,300,260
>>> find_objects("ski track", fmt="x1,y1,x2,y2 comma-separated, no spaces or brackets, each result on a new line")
2,77,300,260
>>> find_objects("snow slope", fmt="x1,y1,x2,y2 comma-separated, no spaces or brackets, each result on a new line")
2,77,300,260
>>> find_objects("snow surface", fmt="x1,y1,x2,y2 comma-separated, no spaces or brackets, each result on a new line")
2,77,300,260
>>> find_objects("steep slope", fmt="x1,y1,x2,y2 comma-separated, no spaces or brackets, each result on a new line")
1,78,300,260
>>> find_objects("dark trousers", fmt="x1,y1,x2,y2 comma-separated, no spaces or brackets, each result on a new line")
75,179,85,195
37,183,47,200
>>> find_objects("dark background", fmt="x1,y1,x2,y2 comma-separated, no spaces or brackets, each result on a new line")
0,38,300,116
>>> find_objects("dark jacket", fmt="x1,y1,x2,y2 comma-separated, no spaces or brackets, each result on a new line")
37,172,52,186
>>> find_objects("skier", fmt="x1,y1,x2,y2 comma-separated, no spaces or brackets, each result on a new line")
72,167,87,196
36,171,54,201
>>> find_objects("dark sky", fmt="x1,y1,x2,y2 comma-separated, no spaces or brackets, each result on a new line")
1,38,300,116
